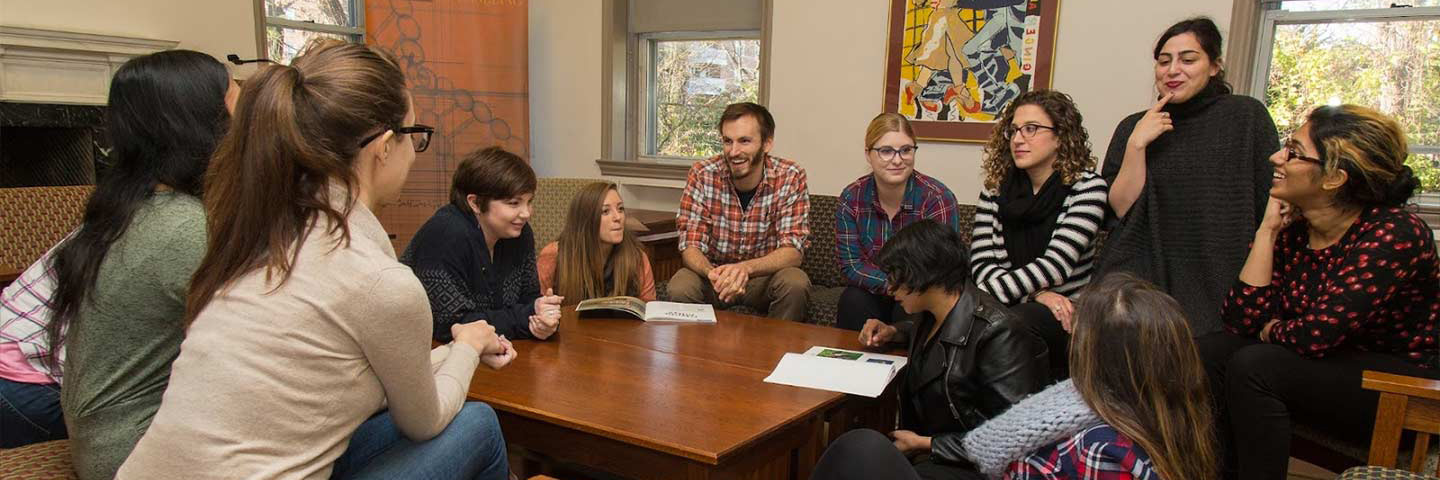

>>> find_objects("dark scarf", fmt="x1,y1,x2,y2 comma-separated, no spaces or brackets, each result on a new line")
996,167,1066,266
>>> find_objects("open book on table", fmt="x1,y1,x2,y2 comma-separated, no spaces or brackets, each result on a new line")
575,296,717,324
763,346,908,398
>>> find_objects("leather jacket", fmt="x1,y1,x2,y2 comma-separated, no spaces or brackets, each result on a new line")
890,283,1049,465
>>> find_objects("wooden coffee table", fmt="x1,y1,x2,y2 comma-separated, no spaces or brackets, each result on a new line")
466,307,898,480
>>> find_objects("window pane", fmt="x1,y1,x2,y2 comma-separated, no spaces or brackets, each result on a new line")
266,0,354,26
1263,17,1440,192
265,26,352,65
648,38,761,158
1276,0,1439,11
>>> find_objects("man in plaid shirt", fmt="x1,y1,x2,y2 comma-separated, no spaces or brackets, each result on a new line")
670,102,811,321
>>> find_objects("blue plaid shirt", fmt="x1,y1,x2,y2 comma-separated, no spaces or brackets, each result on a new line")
835,171,961,294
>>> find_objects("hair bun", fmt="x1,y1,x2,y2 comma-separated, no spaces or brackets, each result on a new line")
1381,165,1421,206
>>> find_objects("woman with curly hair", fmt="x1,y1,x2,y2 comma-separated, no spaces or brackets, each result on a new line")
969,89,1108,377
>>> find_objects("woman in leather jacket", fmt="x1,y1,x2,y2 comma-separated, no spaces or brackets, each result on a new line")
812,219,1049,479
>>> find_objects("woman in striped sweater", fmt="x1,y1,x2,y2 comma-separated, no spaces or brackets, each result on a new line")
969,90,1108,378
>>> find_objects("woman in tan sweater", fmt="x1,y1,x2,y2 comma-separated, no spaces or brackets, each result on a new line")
117,40,515,479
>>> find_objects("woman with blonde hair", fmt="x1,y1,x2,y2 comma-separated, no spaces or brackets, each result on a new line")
1201,105,1438,479
835,112,961,330
969,89,1108,378
537,182,656,303
117,40,513,479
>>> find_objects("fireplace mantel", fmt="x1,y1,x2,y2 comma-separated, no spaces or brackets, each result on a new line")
0,25,178,105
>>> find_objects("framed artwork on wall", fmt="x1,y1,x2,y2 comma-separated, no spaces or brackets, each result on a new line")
882,0,1061,142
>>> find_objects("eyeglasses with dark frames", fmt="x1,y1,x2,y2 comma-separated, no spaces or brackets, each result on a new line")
1283,138,1322,165
358,124,436,153
1003,123,1056,141
868,145,919,161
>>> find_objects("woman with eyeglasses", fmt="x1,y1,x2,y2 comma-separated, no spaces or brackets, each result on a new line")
1096,17,1280,337
1198,105,1438,479
834,112,961,331
117,40,512,479
969,89,1108,378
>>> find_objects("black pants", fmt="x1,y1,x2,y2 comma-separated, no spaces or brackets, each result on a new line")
810,429,983,480
836,286,905,331
1011,301,1070,380
1197,332,1440,480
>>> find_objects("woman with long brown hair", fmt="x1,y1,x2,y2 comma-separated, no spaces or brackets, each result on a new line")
969,89,1108,378
969,273,1215,480
117,40,514,479
537,182,656,303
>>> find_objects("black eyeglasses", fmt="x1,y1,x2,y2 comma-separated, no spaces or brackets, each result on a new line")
1003,123,1056,141
1283,138,1322,165
358,124,436,153
868,145,919,161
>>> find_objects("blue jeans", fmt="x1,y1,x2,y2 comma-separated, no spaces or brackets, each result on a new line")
0,377,67,448
331,402,509,480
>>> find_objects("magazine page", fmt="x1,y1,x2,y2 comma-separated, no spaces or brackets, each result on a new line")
641,301,716,324
763,353,895,398
801,346,908,371
576,296,646,318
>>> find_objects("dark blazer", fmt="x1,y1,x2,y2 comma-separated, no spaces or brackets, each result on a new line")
891,283,1049,464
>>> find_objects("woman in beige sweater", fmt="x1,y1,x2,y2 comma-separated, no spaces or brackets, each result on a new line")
117,40,515,480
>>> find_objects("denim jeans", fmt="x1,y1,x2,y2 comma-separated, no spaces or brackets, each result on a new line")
331,402,509,480
0,377,67,448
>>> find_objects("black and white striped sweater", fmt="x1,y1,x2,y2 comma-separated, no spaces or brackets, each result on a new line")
969,171,1108,305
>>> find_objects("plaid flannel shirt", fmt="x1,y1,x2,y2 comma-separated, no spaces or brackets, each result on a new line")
676,154,810,265
1005,424,1158,480
0,242,65,384
835,170,960,294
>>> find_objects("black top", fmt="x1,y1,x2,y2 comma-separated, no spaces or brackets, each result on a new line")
996,169,1066,266
736,187,757,211
400,204,541,342
1097,85,1280,335
901,310,964,438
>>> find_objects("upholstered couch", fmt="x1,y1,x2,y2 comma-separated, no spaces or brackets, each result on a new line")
0,185,93,287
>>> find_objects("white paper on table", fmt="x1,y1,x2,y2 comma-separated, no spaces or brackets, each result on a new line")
763,347,908,398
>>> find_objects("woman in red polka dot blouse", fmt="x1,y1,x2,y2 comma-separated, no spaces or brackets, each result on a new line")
1198,105,1439,480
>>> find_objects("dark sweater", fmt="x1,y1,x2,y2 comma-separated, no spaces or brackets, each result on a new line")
1097,87,1279,336
400,204,540,342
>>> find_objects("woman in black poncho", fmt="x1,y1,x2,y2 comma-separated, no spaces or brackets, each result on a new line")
1097,17,1280,336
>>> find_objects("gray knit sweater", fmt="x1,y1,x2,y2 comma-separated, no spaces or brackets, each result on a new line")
960,380,1101,479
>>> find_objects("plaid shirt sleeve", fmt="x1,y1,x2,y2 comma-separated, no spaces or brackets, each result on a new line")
676,161,713,257
835,187,886,292
922,181,962,232
1005,425,1158,480
774,166,810,253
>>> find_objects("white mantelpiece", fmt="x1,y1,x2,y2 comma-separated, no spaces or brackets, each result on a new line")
0,26,177,105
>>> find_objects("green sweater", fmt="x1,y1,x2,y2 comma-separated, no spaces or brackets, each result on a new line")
60,192,206,480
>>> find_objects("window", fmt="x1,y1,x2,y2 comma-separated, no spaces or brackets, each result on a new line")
259,0,365,65
1252,1,1440,214
640,33,762,161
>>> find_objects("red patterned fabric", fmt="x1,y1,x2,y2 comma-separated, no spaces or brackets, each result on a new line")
0,186,93,273
1005,424,1157,480
1222,207,1439,367
0,440,77,479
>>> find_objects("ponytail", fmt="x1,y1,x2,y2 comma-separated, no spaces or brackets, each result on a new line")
185,40,408,325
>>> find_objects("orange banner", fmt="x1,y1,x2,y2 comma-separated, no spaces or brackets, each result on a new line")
366,0,529,251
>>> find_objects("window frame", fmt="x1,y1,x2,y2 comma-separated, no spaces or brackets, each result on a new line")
1250,4,1440,221
636,30,763,165
255,0,367,63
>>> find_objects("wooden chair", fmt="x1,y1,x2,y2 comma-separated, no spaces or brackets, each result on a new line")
1338,370,1440,479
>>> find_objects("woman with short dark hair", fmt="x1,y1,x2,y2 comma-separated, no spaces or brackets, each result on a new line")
1200,105,1438,479
811,220,1047,480
402,146,565,342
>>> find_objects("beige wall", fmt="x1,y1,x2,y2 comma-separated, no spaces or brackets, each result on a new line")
529,0,1234,210
0,0,260,70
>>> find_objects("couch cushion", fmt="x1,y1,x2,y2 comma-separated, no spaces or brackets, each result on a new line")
1340,466,1438,480
0,186,93,273
0,440,76,479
